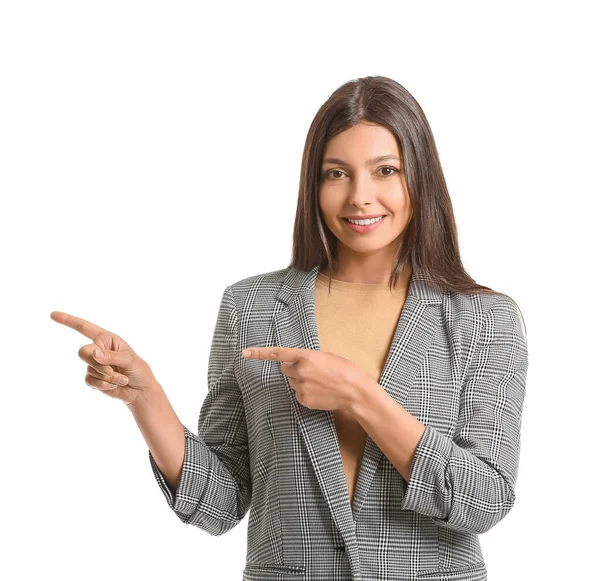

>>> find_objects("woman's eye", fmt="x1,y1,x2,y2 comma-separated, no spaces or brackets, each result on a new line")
321,167,399,179
322,169,345,179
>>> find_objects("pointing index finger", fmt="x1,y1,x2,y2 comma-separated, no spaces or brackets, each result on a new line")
242,346,303,362
50,311,107,340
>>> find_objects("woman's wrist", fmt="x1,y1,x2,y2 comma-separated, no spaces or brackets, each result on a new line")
124,376,164,412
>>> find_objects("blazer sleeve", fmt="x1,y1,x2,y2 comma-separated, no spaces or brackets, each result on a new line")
399,295,528,534
148,284,252,536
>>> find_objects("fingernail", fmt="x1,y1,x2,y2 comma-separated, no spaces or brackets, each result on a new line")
94,349,103,360
242,349,251,357
117,376,128,385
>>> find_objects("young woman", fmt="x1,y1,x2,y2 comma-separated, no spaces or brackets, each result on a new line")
51,76,528,581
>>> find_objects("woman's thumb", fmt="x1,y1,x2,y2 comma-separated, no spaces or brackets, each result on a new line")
92,345,139,373
93,348,106,361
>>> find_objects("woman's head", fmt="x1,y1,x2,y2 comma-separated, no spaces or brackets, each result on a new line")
318,120,412,278
289,75,499,296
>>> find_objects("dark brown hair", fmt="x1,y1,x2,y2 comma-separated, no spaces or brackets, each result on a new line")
287,75,526,332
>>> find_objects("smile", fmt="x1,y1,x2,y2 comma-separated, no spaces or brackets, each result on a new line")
342,215,387,233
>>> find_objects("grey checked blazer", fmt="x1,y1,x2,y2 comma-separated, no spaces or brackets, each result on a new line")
149,265,528,581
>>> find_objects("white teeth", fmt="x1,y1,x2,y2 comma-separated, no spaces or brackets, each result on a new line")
347,216,383,225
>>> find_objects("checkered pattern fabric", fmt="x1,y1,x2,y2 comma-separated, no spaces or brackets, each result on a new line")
149,265,528,580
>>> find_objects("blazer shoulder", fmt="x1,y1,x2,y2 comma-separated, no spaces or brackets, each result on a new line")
225,267,291,306
446,287,523,316
446,289,527,347
229,267,289,290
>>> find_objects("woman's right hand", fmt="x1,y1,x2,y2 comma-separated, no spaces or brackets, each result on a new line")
50,310,156,407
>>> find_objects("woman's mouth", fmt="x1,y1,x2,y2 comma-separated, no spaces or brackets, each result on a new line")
342,215,386,233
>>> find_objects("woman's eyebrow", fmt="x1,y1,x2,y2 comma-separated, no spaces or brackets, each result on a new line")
322,154,401,166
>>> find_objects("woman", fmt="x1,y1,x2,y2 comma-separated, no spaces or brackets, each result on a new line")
51,76,528,581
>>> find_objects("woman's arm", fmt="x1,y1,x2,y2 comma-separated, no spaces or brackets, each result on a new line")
127,379,185,495
140,285,252,536
350,384,426,482
350,295,528,535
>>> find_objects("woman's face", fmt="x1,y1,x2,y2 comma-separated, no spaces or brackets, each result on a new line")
318,121,412,261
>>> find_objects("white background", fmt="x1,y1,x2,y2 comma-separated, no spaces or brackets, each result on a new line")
1,1,597,579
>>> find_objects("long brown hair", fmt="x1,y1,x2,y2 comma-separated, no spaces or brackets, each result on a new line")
287,75,526,332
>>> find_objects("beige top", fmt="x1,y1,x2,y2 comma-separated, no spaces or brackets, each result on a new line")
314,271,410,506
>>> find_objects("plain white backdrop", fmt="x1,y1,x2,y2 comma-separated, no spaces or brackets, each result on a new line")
1,1,598,579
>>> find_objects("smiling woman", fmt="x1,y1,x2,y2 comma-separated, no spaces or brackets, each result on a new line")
144,76,526,581
52,75,528,581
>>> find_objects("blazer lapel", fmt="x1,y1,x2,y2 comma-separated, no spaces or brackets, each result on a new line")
350,269,443,521
272,264,444,557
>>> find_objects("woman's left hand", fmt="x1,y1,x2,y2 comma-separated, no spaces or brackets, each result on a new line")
241,346,369,413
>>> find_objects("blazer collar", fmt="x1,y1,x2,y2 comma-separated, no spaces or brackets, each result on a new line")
272,265,444,569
